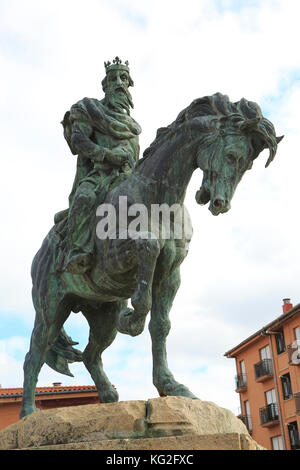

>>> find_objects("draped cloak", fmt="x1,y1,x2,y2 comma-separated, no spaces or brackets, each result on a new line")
62,97,142,205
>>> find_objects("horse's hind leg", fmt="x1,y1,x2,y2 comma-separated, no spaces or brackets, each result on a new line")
82,301,125,403
20,294,70,418
20,315,47,418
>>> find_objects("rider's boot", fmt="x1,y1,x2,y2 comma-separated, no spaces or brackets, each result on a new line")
63,181,96,274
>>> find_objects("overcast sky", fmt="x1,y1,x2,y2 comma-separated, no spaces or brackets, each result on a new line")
1,0,300,415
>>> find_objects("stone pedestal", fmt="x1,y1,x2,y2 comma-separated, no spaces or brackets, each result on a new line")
0,396,264,450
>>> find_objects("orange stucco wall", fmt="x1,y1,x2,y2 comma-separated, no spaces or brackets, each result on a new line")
0,402,21,430
0,390,99,430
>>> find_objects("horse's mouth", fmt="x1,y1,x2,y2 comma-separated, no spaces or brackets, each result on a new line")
208,202,223,216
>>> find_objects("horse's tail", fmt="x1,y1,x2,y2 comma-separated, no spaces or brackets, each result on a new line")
45,327,83,377
31,227,83,377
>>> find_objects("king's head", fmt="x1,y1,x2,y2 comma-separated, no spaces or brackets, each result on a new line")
102,56,134,113
102,56,134,91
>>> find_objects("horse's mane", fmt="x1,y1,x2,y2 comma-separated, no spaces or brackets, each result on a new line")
137,92,277,166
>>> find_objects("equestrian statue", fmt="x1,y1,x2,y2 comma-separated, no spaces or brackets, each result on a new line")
20,57,283,418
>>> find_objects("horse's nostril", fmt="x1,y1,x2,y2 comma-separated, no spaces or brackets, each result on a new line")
214,199,224,208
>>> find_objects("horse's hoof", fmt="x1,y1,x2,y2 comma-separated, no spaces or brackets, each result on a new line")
131,289,152,315
99,386,119,403
117,308,145,337
20,406,40,419
157,383,198,400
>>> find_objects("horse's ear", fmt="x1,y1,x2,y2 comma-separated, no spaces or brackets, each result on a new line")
239,117,261,131
276,135,284,144
265,147,276,168
265,135,284,167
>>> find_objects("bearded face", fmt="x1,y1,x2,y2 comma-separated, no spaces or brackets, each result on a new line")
104,70,134,114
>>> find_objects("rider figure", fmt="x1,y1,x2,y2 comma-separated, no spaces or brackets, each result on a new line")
60,57,141,274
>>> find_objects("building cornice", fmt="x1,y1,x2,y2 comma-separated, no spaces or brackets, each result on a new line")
224,303,300,358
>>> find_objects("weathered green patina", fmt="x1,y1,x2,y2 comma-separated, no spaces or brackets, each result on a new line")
20,64,283,418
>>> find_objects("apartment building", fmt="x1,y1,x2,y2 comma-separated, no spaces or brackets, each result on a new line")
225,299,300,450
0,383,98,430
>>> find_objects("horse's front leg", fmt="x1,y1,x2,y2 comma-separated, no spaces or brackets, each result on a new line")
105,233,161,337
149,268,198,399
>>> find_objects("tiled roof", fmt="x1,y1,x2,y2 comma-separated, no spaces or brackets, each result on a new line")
0,385,97,399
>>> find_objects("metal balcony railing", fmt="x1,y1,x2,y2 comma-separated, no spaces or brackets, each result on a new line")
254,358,273,380
235,374,247,391
259,403,279,426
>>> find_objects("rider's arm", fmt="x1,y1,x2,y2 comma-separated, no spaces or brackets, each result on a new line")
71,121,105,162
71,121,129,167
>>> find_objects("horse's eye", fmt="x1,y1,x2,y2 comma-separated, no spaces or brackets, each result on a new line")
227,153,238,163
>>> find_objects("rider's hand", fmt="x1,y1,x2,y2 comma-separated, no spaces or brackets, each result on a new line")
106,149,130,167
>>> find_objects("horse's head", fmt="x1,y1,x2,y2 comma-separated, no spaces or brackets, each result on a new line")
184,94,283,216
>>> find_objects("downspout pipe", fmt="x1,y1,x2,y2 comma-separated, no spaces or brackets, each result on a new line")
235,357,244,418
261,329,287,450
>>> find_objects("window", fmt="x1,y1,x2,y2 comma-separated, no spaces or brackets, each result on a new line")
281,373,293,400
287,422,300,450
271,435,284,450
275,329,286,354
236,360,247,388
265,389,278,419
260,345,271,360
266,388,277,405
244,400,252,431
240,360,246,375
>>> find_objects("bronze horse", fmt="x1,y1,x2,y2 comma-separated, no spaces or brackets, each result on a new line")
20,93,282,418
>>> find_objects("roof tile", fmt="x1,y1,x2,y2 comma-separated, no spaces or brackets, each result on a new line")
0,385,97,397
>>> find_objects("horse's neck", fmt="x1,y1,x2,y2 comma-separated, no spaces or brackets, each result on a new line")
134,135,196,205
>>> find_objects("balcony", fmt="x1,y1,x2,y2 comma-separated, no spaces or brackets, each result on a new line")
288,343,300,366
259,403,279,427
254,358,273,382
235,374,247,392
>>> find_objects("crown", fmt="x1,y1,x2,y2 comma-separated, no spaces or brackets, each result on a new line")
104,56,130,74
